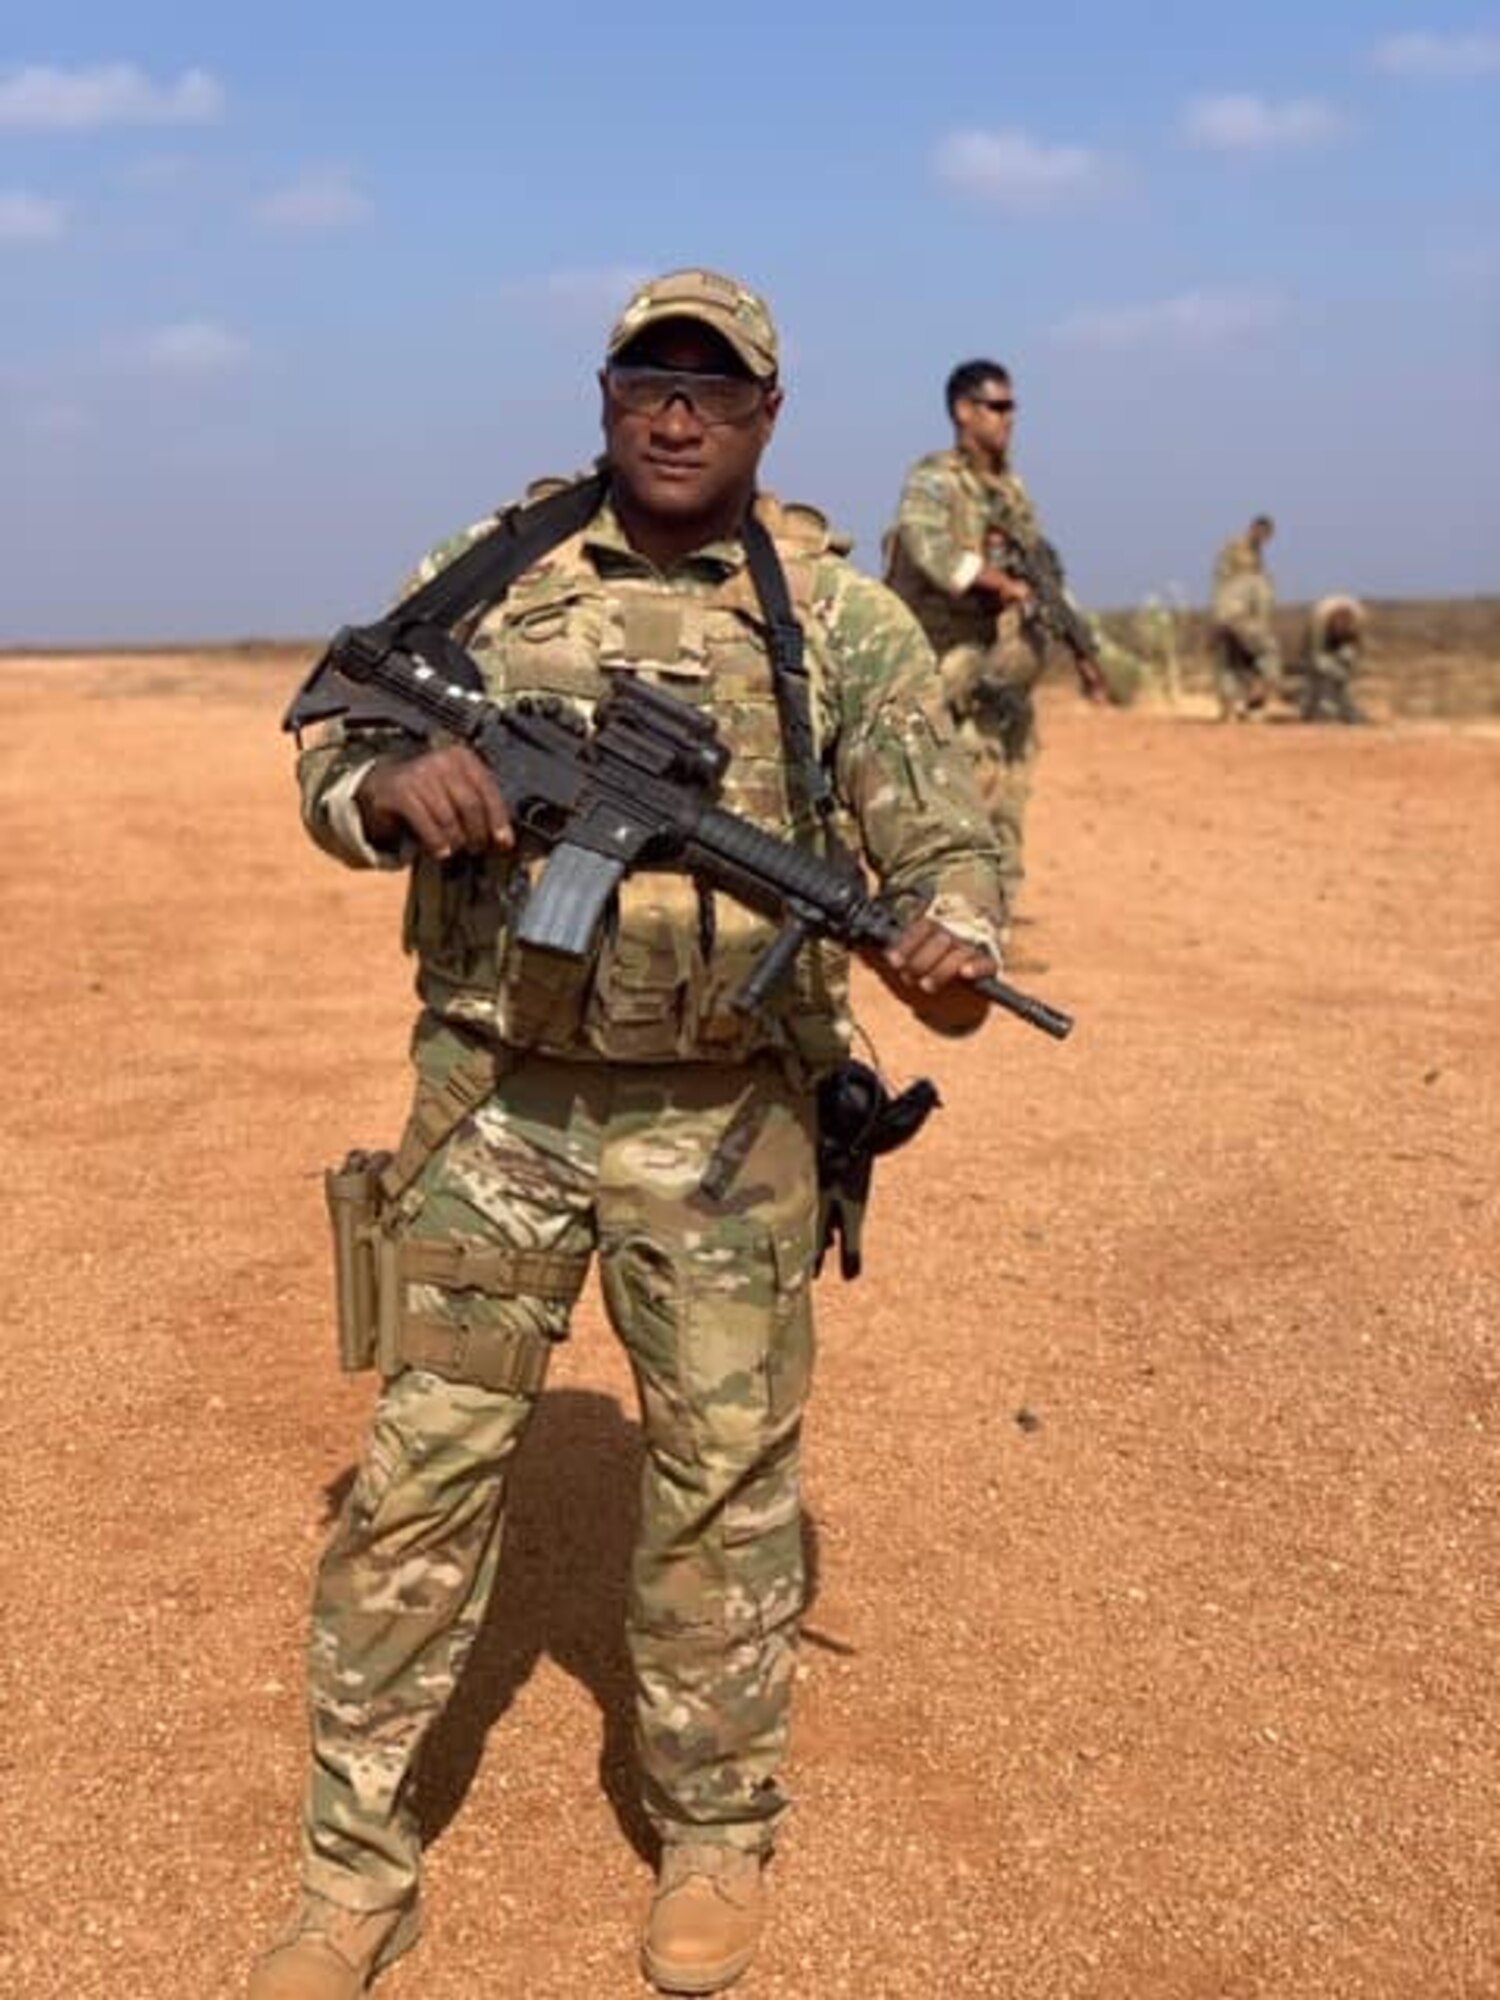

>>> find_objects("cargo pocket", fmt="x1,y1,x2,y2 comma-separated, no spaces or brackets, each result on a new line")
585,872,698,1060
347,1390,421,1530
692,893,781,1057
604,1217,807,1463
495,857,595,1049
719,1217,816,1554
765,1213,816,1424
678,1213,816,1448
603,1232,696,1465
402,851,509,996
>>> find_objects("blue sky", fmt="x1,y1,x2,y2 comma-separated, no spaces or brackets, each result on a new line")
4,4,1497,642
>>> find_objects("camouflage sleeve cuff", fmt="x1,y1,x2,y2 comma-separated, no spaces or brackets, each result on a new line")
950,551,983,594
321,760,415,870
924,890,1005,967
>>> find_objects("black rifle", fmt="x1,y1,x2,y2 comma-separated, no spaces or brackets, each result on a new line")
990,530,1101,668
302,622,1075,1040
965,675,1032,752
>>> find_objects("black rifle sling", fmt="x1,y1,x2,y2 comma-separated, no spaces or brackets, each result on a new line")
288,468,833,853
283,470,607,732
397,469,608,634
743,512,945,1214
740,509,836,840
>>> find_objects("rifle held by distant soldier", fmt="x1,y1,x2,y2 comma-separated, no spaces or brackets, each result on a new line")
987,528,1110,700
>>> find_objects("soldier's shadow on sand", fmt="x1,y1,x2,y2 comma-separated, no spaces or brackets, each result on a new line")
325,1389,824,1866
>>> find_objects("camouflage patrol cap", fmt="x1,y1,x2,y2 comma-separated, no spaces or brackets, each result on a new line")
606,269,779,382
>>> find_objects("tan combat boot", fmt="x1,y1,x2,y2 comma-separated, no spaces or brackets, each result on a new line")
641,1843,765,1995
246,1893,419,2000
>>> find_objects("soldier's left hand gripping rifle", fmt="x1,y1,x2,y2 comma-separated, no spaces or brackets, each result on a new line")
991,529,1111,703
287,619,1075,1041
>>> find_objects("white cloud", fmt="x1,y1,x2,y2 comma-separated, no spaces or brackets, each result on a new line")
0,63,223,132
252,167,370,230
0,191,67,244
1371,31,1500,78
1054,289,1289,351
1181,93,1348,152
141,320,250,374
934,127,1116,210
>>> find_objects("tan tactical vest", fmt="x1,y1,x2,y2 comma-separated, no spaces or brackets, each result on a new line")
403,488,855,1072
886,451,1043,676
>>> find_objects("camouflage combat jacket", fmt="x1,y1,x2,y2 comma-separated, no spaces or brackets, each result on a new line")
1303,595,1366,683
299,483,1005,1072
885,447,1044,672
1212,535,1265,593
1211,536,1276,643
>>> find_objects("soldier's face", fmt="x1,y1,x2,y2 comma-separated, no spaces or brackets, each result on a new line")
957,378,1017,455
601,322,781,531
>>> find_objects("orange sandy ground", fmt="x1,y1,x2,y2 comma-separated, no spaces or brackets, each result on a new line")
1,656,1495,1999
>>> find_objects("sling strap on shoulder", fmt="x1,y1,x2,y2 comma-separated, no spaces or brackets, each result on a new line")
741,509,835,836
284,468,837,860
283,470,608,734
397,470,608,635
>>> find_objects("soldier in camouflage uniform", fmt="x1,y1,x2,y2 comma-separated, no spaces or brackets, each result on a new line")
1291,593,1368,724
249,271,1006,2000
1209,515,1281,721
884,358,1108,917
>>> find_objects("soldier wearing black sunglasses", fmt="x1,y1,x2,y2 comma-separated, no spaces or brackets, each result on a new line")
885,357,1109,937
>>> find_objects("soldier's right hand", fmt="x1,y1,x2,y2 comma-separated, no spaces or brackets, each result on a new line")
1074,652,1112,705
357,745,515,859
975,566,1033,609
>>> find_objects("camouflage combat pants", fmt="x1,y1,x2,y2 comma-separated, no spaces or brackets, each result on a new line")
937,639,1039,905
1211,628,1281,721
1296,650,1365,724
299,1030,818,1913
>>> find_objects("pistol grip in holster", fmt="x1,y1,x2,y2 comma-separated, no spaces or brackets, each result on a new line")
814,1061,941,1282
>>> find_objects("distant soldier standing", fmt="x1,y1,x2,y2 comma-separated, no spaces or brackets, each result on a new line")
1292,594,1369,724
1209,514,1281,721
885,359,1108,921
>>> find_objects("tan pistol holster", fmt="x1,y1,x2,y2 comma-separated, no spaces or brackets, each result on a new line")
324,1146,396,1375
322,1040,588,1392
